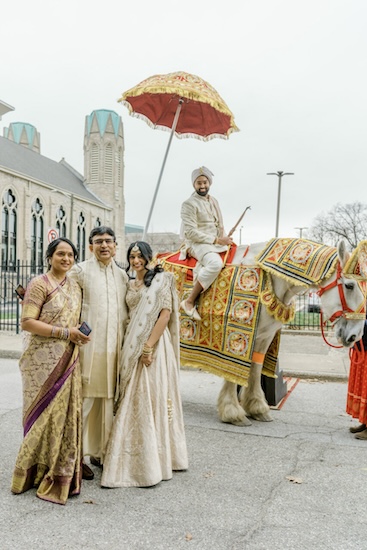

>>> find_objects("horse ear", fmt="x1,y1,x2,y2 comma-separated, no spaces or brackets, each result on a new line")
337,240,350,268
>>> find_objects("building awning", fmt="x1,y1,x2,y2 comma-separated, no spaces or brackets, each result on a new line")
0,100,15,118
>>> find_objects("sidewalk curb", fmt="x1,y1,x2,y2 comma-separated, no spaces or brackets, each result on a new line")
0,353,349,382
282,369,348,382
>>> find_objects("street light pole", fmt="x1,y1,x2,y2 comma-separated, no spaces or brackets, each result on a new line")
295,226,308,238
267,171,294,237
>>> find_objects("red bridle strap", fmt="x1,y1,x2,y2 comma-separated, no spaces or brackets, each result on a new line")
317,263,354,323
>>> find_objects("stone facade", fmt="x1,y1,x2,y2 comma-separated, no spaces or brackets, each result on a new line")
0,110,127,266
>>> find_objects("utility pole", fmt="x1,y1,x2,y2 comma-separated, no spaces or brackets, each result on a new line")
295,226,308,238
267,171,294,237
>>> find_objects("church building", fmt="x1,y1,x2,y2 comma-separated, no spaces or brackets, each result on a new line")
0,108,127,269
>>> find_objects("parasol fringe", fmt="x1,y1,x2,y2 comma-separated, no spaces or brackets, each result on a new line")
121,103,238,141
119,88,239,133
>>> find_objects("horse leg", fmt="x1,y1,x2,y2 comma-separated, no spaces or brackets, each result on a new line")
217,380,252,426
239,362,272,422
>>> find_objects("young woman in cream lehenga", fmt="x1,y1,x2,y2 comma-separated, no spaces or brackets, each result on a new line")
101,241,188,488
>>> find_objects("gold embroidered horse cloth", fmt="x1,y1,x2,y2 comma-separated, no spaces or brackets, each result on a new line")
256,238,338,286
160,256,279,387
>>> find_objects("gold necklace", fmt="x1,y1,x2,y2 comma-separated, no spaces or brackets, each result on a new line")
134,278,144,288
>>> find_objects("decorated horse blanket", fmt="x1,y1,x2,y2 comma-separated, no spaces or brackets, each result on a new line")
158,238,367,387
255,238,338,286
158,250,280,387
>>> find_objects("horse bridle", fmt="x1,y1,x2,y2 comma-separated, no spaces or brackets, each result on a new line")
317,262,366,348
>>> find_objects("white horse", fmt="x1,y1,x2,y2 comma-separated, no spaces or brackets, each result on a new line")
216,240,366,426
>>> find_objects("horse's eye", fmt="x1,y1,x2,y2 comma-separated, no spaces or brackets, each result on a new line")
345,282,354,291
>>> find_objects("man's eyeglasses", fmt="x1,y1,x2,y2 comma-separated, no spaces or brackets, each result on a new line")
92,238,116,246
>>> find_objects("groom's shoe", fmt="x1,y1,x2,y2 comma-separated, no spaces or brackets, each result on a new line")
180,300,201,321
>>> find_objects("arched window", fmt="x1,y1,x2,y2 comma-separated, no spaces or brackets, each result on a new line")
104,143,113,183
90,143,99,183
1,189,17,270
31,198,44,269
77,212,86,261
95,217,101,228
56,205,67,238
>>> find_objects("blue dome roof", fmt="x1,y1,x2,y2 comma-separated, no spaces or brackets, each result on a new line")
86,109,120,137
5,122,37,146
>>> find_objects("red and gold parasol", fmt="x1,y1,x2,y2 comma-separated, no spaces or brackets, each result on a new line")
118,71,239,236
119,71,239,141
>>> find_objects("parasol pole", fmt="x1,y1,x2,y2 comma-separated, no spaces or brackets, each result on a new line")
143,98,184,240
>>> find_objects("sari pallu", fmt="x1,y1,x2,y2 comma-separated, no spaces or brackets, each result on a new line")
11,274,83,505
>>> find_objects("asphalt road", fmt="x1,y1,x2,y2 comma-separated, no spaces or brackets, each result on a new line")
1,359,366,550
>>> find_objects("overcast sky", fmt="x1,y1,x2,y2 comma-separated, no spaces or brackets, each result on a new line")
1,0,366,245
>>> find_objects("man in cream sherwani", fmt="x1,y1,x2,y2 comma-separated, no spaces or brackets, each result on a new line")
69,226,128,479
180,166,233,321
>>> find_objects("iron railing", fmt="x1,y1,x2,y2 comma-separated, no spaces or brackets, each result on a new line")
1,264,329,334
284,292,332,331
0,262,45,333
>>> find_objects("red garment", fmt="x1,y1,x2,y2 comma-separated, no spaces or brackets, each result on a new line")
346,345,367,424
157,245,238,282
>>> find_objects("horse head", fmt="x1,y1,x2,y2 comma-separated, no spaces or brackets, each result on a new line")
317,241,366,347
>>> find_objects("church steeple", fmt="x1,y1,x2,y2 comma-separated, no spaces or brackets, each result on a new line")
4,122,40,153
84,109,125,258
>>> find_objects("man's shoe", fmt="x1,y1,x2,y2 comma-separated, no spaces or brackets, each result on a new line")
82,462,94,480
349,423,366,434
180,300,201,321
355,429,367,440
90,456,103,469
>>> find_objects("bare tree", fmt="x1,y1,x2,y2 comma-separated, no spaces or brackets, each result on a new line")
308,202,367,250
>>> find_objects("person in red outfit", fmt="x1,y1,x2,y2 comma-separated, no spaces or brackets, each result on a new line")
346,317,367,439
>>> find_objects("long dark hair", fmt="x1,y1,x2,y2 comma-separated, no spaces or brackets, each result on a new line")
126,241,163,287
45,238,78,270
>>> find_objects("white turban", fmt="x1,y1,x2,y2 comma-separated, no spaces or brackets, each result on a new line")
191,166,214,186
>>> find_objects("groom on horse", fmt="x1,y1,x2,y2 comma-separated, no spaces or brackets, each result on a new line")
179,166,233,321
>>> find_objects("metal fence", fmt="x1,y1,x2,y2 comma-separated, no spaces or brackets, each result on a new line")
284,291,331,331
0,262,45,333
1,264,329,333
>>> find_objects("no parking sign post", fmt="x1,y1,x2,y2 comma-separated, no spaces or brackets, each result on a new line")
48,228,59,243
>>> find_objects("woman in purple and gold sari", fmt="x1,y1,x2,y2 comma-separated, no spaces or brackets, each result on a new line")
11,238,91,505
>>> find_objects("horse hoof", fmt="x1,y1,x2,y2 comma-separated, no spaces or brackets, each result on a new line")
221,416,252,426
222,416,252,427
233,418,252,427
250,413,273,422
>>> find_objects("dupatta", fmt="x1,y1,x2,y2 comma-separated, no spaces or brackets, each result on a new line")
118,271,180,403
